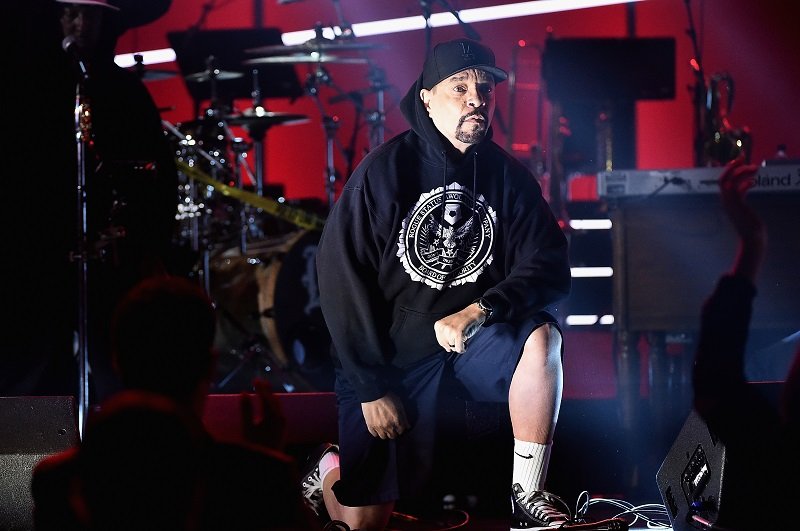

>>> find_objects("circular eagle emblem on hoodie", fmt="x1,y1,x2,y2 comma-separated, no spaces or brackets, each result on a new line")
397,182,496,290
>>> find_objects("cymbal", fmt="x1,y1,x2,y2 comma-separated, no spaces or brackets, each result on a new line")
245,38,380,56
136,69,178,81
185,69,244,83
225,110,310,128
243,53,368,65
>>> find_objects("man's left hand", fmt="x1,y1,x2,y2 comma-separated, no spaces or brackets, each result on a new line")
434,303,486,353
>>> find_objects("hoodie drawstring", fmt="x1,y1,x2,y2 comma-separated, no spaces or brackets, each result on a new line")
472,151,478,222
440,150,448,229
439,150,480,238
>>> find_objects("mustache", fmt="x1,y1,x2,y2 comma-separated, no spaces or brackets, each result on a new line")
458,110,487,125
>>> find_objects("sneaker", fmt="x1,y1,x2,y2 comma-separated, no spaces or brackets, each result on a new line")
300,442,339,519
510,483,571,530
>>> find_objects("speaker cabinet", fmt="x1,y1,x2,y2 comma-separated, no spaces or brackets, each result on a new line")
0,396,78,530
611,193,800,332
655,382,783,530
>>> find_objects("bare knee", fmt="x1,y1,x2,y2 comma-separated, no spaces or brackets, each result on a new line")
521,323,562,366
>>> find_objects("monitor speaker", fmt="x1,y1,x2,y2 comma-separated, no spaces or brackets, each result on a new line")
655,382,783,530
0,396,78,530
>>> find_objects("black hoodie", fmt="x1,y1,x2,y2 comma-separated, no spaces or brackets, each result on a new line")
316,73,571,403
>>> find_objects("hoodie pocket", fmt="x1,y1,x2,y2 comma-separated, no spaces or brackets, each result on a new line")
389,306,449,367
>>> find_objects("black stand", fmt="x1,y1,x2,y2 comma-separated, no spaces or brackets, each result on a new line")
304,64,351,210
70,68,91,439
420,0,482,58
365,65,387,150
684,0,707,167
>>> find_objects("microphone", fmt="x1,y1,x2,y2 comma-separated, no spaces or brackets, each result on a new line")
62,35,88,78
61,35,79,55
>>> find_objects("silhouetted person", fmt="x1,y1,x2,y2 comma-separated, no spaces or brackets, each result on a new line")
1,0,178,403
692,156,800,529
32,275,319,530
33,391,205,531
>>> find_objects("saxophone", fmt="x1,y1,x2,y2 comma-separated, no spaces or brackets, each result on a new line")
699,72,752,166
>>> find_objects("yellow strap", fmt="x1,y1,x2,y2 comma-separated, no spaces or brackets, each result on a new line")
176,159,326,231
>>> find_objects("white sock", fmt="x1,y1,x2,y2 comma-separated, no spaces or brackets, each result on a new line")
512,439,551,493
319,449,340,484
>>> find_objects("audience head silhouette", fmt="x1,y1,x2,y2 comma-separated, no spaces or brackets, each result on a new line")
111,275,216,410
77,390,204,530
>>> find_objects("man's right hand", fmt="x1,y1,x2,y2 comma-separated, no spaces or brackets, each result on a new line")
361,393,410,439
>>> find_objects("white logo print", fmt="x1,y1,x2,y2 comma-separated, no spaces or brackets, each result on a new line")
397,182,495,290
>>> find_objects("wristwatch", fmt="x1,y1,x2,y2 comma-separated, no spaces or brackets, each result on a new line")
474,297,493,320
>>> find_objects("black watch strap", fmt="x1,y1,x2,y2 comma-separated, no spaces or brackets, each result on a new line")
474,297,493,320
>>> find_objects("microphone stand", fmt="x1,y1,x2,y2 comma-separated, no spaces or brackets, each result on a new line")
419,0,481,58
420,0,433,59
70,60,92,439
684,0,707,167
432,0,481,40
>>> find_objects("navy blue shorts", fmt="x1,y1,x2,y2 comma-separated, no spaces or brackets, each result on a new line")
331,311,560,507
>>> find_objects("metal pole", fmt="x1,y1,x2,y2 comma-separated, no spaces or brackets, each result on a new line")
324,116,338,209
72,81,91,439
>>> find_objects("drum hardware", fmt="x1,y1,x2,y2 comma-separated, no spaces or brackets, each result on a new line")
209,230,331,394
130,53,177,81
225,110,310,128
211,230,333,391
164,117,237,294
242,53,369,65
243,38,380,56
419,0,480,58
174,159,326,231
243,18,378,66
299,56,362,210
184,69,244,83
166,89,321,311
328,63,393,151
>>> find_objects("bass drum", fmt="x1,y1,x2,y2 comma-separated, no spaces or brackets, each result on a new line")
209,230,334,393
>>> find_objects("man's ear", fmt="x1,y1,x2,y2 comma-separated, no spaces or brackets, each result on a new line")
420,88,431,110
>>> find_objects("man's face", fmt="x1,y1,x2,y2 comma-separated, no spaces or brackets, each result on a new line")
420,68,496,153
60,5,105,52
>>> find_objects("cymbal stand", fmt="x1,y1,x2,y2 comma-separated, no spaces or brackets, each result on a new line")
221,121,259,251
365,64,387,150
304,63,350,209
330,0,354,39
249,68,267,198
195,57,227,294
322,116,339,208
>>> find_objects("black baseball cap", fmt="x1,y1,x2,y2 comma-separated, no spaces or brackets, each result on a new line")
421,39,508,90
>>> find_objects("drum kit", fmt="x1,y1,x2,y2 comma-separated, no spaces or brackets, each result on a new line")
152,22,393,394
